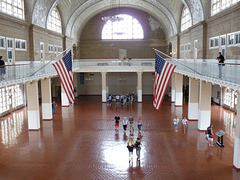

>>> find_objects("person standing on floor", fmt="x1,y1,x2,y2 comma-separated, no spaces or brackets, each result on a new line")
122,117,128,132
137,116,142,132
52,101,57,114
135,137,141,160
129,115,134,133
127,135,135,162
108,95,112,105
173,116,179,132
182,116,188,134
207,124,214,147
114,116,120,131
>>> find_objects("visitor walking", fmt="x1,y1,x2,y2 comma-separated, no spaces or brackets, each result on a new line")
173,116,179,132
122,117,128,132
182,116,188,134
127,135,135,162
129,115,134,133
137,116,142,132
114,116,120,131
135,137,141,160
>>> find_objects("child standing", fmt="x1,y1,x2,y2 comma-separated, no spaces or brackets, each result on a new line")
137,116,142,132
122,117,128,132
135,137,141,160
52,101,57,114
182,116,188,134
114,116,120,131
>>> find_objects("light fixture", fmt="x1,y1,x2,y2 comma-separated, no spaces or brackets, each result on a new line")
102,0,123,22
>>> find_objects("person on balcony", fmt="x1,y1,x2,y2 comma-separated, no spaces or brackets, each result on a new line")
217,52,225,78
0,56,6,80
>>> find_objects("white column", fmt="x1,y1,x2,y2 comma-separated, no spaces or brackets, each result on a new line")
106,73,109,97
102,72,107,102
198,81,212,130
233,94,240,168
188,78,199,120
175,73,183,106
137,72,142,102
26,81,40,130
41,78,52,120
171,73,176,102
61,84,69,106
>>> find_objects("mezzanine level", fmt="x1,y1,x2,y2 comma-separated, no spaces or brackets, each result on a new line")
0,58,240,91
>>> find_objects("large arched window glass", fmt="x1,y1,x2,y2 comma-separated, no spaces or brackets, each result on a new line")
102,14,144,40
0,0,25,19
181,7,192,32
47,7,62,34
211,0,240,16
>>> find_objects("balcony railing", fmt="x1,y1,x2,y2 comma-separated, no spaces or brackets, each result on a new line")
0,59,240,89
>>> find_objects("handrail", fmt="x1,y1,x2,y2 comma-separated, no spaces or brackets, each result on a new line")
153,48,202,75
29,45,72,77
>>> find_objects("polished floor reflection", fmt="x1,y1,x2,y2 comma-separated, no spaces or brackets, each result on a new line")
0,96,239,179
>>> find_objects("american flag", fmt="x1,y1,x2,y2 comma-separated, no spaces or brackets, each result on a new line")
53,50,75,105
153,53,176,110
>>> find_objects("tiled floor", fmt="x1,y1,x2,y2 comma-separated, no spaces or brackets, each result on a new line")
0,96,239,180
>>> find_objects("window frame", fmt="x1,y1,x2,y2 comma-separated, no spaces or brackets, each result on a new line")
101,14,144,40
0,0,25,20
211,0,240,16
0,36,5,49
15,39,26,51
209,36,220,49
47,7,62,34
181,6,192,32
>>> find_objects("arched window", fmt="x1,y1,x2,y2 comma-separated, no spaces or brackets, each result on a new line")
0,0,25,19
47,7,62,34
181,7,192,32
211,0,240,16
102,14,144,40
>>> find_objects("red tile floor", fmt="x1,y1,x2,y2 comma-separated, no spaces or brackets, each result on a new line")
0,96,239,180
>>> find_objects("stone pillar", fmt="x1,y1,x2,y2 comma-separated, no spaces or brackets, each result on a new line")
102,72,107,102
41,78,52,120
61,84,69,106
233,94,240,168
175,73,183,106
137,72,142,102
188,78,199,120
171,73,176,102
198,81,212,130
106,73,109,97
26,81,40,130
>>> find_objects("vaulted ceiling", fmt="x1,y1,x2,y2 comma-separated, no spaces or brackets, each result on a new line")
26,0,211,39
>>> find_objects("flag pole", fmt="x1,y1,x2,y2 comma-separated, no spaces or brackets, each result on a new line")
153,48,202,75
30,45,73,77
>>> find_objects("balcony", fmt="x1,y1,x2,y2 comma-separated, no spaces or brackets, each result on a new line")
0,59,239,91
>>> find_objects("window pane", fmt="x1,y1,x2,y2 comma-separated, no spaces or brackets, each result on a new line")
181,7,192,31
47,7,62,33
102,14,143,40
0,0,24,19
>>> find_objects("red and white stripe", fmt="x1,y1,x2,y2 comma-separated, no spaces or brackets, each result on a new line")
154,62,176,110
53,60,74,105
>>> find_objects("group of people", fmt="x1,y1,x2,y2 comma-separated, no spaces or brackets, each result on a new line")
114,115,142,133
173,116,188,133
108,92,137,106
114,115,143,162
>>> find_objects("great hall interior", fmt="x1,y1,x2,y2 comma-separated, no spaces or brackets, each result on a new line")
0,0,240,179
